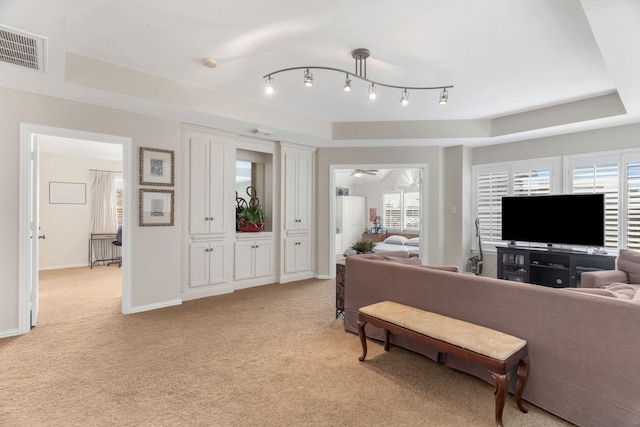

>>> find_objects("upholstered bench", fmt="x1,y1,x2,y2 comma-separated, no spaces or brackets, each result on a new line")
357,301,529,427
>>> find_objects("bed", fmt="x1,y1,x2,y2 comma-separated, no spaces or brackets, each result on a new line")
373,235,420,254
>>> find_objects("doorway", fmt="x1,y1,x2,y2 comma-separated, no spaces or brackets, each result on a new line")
329,164,427,278
18,124,133,335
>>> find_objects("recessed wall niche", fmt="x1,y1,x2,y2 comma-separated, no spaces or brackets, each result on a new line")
236,149,273,232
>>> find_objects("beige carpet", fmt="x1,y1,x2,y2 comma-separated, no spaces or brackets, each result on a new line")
0,266,573,427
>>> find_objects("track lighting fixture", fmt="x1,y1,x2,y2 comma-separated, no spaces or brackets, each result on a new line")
368,83,377,100
400,89,409,106
439,88,449,105
343,74,352,92
265,76,276,94
304,68,313,87
263,48,452,107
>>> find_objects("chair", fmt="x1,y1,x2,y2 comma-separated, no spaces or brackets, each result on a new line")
108,226,122,267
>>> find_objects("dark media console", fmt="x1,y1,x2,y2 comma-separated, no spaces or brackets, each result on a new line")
497,246,615,288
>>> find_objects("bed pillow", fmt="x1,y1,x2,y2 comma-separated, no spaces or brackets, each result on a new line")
383,235,408,245
406,237,420,246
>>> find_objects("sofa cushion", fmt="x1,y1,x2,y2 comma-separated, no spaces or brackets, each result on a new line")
418,264,460,273
617,249,640,283
383,255,422,265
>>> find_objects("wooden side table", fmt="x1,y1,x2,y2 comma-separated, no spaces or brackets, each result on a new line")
361,231,387,243
336,261,346,319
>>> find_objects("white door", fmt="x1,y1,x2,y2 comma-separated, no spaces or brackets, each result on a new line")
29,136,40,327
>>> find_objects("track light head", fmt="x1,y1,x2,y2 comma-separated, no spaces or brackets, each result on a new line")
439,88,448,105
265,76,276,95
304,69,313,87
368,83,377,100
343,75,352,92
400,89,409,106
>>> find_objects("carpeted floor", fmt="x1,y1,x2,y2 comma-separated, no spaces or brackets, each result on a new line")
0,266,573,426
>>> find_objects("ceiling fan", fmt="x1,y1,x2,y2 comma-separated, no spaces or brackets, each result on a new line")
351,169,378,178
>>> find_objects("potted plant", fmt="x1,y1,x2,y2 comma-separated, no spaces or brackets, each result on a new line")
351,239,376,254
237,204,265,232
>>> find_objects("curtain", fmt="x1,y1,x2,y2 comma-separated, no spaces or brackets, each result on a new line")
91,171,117,263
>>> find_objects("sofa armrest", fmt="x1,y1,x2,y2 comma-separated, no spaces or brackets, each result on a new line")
580,270,629,288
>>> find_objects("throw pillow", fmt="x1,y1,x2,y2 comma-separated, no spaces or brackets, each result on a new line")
617,249,640,283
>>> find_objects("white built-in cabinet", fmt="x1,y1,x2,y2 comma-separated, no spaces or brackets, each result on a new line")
280,143,316,283
189,136,229,235
182,127,315,298
234,236,274,281
284,149,312,232
189,241,227,287
284,236,311,274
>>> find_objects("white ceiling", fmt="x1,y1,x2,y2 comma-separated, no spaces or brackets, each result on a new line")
1,0,639,148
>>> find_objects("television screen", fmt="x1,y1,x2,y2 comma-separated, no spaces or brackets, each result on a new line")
501,194,605,247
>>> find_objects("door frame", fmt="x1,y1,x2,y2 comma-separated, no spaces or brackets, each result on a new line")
328,163,428,278
18,123,133,335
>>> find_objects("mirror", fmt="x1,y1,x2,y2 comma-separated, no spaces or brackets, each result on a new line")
236,149,272,231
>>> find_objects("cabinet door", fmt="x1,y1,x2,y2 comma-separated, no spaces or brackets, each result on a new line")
189,242,211,288
295,152,312,230
284,152,299,230
284,237,310,273
208,242,227,285
234,241,255,280
253,241,273,278
189,138,210,235
207,142,227,234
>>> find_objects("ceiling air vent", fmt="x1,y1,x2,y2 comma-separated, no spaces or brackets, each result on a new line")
0,25,46,72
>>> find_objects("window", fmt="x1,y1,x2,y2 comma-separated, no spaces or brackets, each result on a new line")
382,191,420,231
474,160,555,245
566,152,640,251
474,151,640,251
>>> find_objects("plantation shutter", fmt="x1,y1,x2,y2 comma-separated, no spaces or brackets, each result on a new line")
627,161,640,250
476,171,508,242
513,169,551,196
383,192,401,229
571,163,619,249
403,192,420,231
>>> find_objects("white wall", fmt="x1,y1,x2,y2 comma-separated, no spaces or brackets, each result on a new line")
39,153,122,269
0,87,182,335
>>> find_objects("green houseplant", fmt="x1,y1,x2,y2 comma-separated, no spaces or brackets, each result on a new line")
236,185,265,232
351,239,376,254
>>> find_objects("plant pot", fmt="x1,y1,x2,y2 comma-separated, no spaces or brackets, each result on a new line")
238,221,264,232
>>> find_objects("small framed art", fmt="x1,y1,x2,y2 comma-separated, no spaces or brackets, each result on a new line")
140,147,175,186
139,189,174,226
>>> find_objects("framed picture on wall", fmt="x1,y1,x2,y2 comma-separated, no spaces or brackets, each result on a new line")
139,189,174,226
140,147,175,186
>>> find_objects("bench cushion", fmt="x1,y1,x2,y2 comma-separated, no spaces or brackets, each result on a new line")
360,301,527,361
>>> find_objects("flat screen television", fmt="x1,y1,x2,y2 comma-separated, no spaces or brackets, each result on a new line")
501,194,605,247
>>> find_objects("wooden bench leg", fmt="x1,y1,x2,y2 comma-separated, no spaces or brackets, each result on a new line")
357,321,368,361
491,372,508,427
515,357,529,414
383,328,390,351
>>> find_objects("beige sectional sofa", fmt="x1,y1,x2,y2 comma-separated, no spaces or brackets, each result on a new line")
343,252,640,427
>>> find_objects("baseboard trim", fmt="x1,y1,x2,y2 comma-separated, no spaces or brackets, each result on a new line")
315,274,332,280
128,298,182,314
39,263,91,271
0,328,21,338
